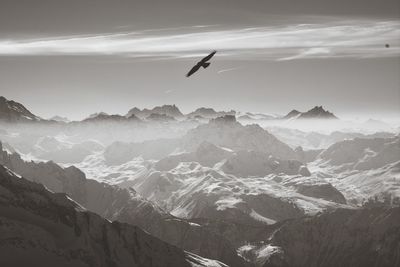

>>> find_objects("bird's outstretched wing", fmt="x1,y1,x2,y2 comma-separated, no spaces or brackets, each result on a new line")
200,50,217,63
186,63,202,77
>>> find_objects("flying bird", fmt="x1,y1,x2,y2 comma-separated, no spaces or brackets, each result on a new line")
186,51,217,77
385,44,390,48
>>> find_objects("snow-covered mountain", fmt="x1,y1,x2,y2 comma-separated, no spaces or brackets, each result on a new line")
135,162,346,225
84,140,347,226
69,124,400,229
0,164,227,267
309,136,400,205
0,96,42,122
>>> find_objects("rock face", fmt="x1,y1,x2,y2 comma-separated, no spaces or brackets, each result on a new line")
0,165,226,267
262,207,400,267
295,183,346,204
0,143,245,267
0,96,41,122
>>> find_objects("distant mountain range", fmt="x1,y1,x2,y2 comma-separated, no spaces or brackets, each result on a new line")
187,107,236,119
0,96,339,123
49,115,70,123
83,112,141,123
126,104,184,119
283,106,338,120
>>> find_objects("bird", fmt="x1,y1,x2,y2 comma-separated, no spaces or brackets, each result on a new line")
385,44,390,48
186,51,217,77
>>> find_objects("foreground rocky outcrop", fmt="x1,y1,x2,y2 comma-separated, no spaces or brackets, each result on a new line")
0,142,245,267
261,207,400,267
0,165,226,267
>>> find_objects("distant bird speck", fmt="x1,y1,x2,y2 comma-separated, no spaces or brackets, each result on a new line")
385,44,390,48
186,51,217,77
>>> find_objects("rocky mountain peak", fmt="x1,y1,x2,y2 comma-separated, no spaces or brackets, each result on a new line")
0,96,41,122
299,106,337,119
284,109,301,119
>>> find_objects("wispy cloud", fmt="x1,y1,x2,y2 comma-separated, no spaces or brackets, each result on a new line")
217,67,244,74
0,20,398,60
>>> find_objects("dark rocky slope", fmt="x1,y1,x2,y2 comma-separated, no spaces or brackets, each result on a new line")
0,165,226,267
0,142,245,267
263,207,400,267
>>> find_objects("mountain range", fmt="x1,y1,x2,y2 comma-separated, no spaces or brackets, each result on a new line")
0,95,399,266
0,96,340,123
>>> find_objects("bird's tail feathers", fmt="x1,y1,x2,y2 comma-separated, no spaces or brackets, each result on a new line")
202,62,211,68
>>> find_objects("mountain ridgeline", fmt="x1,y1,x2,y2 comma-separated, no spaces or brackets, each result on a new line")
0,96,339,123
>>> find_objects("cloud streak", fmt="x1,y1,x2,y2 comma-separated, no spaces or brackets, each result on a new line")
217,67,244,74
0,20,398,60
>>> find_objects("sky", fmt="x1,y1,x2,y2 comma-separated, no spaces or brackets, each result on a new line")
0,0,399,120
